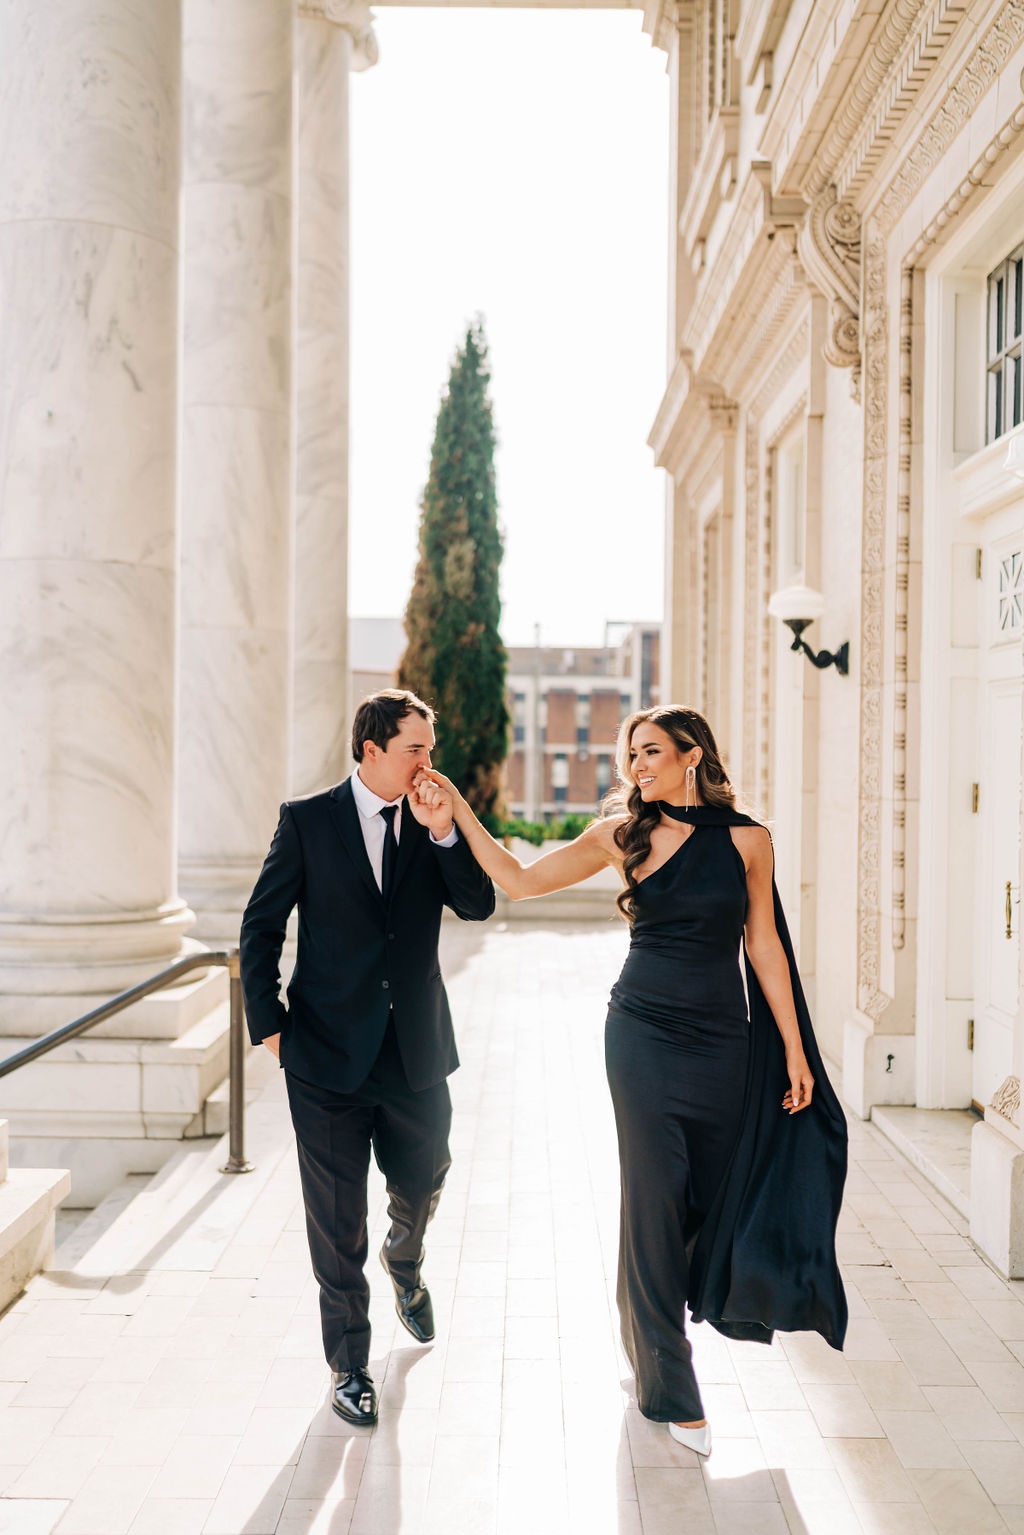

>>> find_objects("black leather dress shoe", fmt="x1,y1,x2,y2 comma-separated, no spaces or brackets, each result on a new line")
331,1368,377,1425
380,1246,435,1343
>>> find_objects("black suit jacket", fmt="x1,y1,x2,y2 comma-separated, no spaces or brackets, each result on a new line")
239,777,495,1092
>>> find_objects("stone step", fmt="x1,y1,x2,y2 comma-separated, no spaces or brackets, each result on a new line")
0,1164,70,1311
0,999,241,1206
187,1041,280,1138
58,1080,295,1281
51,1173,151,1270
870,1104,974,1218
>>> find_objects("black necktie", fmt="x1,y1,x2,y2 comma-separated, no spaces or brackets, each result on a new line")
379,805,398,901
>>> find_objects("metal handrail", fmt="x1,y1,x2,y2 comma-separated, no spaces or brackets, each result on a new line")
0,949,253,1175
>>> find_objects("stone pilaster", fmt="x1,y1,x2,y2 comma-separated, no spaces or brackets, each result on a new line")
178,0,295,938
292,1,378,795
0,2,193,1005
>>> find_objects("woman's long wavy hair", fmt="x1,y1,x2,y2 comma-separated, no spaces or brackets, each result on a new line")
606,705,736,925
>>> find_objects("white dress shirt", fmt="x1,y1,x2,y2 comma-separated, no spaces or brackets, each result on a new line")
351,768,458,892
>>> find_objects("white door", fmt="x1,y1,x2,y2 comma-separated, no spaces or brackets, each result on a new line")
973,526,1024,1108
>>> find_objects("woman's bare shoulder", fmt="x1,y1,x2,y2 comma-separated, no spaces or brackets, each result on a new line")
588,813,628,858
728,822,773,869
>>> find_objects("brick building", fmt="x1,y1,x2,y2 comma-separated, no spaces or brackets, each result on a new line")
506,622,660,821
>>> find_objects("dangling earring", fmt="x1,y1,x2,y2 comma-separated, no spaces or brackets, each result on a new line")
685,764,697,808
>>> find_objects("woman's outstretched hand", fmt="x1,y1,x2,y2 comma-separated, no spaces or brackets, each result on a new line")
410,768,460,835
782,1051,814,1114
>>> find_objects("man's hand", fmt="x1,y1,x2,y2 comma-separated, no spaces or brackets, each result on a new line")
409,769,458,839
262,1033,281,1059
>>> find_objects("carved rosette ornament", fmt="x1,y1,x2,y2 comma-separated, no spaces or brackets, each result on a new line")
797,186,863,397
990,1075,1022,1128
298,0,379,69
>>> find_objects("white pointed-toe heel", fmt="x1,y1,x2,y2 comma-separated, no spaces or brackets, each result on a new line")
668,1420,711,1456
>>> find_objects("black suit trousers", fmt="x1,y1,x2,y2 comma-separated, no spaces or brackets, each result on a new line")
285,1018,452,1372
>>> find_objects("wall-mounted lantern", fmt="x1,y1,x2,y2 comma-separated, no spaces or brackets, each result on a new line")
768,583,850,676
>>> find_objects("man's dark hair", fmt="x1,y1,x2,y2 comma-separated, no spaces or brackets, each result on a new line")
351,689,436,763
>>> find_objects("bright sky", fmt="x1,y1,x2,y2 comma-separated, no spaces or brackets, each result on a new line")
349,10,669,649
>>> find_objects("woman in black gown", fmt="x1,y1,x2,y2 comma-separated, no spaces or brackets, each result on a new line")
412,705,847,1456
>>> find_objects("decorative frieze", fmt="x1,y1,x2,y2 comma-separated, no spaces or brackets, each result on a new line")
857,221,891,1024
823,0,968,203
875,0,1024,234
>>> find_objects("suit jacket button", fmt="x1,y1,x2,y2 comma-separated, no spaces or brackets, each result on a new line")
382,980,390,989
387,933,396,941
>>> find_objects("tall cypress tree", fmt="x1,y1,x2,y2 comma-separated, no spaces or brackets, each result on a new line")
398,320,508,820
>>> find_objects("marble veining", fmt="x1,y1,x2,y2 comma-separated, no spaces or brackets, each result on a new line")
180,405,291,631
0,224,178,568
0,4,181,242
182,0,291,195
177,626,290,868
0,560,177,914
0,1,187,997
181,184,292,413
177,0,295,915
291,14,353,794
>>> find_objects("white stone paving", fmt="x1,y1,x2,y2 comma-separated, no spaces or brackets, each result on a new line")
1,918,1024,1534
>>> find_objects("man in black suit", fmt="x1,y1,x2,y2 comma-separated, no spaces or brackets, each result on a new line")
240,689,495,1425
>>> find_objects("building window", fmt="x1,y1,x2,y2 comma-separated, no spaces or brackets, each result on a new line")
512,691,526,745
596,754,612,799
551,753,569,804
640,632,656,709
987,244,1024,443
576,695,590,745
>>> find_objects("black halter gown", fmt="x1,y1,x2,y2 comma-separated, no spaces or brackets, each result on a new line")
605,805,847,1424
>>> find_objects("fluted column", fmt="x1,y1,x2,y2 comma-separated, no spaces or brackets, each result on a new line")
292,1,378,794
0,2,191,1007
178,0,294,938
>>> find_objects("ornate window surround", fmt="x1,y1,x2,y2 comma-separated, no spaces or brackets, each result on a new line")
855,0,1024,1037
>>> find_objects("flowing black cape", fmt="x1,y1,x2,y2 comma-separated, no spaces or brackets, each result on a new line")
659,803,848,1350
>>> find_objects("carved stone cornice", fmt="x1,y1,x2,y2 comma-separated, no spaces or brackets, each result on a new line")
649,353,694,470
719,249,805,404
800,0,967,203
298,0,378,68
643,0,689,54
649,354,738,476
750,314,809,420
682,168,771,376
874,0,1024,234
707,396,739,435
797,186,862,393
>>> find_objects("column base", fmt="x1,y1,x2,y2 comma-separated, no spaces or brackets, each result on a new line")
0,902,197,998
179,858,262,945
0,963,226,1040
842,1009,916,1119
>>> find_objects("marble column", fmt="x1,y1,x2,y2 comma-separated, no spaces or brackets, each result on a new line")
178,0,294,938
292,2,378,794
0,2,192,1009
